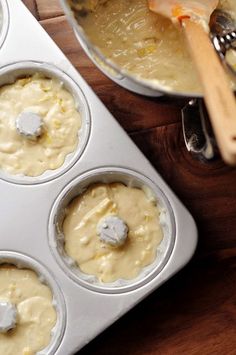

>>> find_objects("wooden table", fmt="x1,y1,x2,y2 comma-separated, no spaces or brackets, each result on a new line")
22,1,236,354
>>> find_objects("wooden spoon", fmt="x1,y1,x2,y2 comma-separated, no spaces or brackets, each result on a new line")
148,0,236,165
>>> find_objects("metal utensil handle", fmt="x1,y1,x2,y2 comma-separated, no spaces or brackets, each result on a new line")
218,31,236,50
212,32,236,54
212,31,236,79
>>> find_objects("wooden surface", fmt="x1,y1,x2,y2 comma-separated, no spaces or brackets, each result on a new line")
22,2,236,354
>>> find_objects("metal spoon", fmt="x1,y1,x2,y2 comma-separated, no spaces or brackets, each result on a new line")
210,9,236,36
210,9,236,78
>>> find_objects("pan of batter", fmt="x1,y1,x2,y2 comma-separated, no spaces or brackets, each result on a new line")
61,0,236,97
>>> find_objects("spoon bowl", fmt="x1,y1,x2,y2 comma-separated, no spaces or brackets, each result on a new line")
210,9,236,79
210,9,236,35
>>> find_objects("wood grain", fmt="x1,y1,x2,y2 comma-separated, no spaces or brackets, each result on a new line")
36,0,63,19
22,0,39,19
21,2,236,354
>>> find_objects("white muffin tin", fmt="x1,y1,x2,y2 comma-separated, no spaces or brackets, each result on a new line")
0,1,198,354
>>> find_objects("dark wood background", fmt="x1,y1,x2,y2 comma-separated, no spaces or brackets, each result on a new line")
22,1,236,354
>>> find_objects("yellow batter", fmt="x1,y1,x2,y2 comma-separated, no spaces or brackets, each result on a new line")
0,265,57,355
0,73,81,177
63,183,163,283
70,0,236,94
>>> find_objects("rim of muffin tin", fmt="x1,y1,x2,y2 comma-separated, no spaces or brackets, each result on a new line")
60,0,205,99
48,167,176,294
0,60,91,185
0,251,66,355
0,0,9,51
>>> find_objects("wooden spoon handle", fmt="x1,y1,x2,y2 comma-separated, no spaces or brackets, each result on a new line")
182,19,236,165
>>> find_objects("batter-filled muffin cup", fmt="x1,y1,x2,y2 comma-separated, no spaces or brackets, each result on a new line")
49,167,175,293
0,251,65,355
0,61,90,184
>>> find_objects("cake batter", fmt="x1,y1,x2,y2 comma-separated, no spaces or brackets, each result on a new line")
70,0,236,94
63,183,164,283
0,265,57,355
0,73,81,177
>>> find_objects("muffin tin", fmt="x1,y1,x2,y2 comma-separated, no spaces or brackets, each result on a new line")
0,1,198,354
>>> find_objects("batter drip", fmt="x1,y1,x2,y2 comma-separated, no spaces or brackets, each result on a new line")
63,183,164,283
0,73,81,177
0,265,57,355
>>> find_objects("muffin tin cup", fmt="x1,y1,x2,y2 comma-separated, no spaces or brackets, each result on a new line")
0,251,66,355
0,60,91,185
0,1,197,353
0,0,9,51
49,167,176,294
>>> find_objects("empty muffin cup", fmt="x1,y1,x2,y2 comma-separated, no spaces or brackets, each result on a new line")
0,251,66,355
0,61,91,184
49,167,176,294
